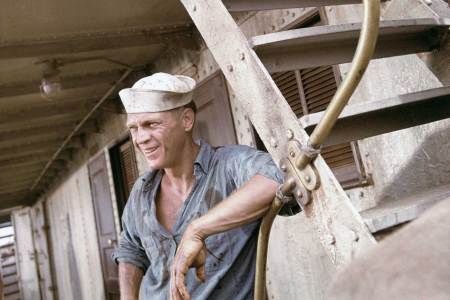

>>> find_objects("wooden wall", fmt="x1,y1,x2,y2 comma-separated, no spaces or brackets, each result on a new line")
45,165,105,300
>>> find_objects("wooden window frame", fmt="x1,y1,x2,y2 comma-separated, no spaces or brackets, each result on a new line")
109,135,139,220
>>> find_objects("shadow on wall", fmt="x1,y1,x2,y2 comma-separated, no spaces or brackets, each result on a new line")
378,122,450,203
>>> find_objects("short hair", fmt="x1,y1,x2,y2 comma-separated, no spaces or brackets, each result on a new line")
183,101,197,114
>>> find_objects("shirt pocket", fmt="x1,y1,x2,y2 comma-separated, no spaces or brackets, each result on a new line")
142,233,172,279
204,232,231,275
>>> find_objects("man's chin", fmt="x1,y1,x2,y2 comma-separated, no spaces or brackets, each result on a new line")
145,159,163,170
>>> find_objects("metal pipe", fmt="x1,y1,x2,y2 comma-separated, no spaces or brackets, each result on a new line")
255,1,380,298
30,68,134,191
296,0,380,170
255,178,295,300
254,197,282,300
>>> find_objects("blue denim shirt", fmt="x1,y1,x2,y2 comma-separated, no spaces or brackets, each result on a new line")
112,141,283,299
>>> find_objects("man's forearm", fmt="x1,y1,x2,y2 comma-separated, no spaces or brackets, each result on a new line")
119,262,144,300
190,174,279,239
170,175,279,299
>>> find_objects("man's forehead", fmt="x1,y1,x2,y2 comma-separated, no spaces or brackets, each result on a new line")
126,111,172,125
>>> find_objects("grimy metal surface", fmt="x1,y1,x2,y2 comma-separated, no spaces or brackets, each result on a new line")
179,0,376,266
300,86,450,147
223,0,363,11
250,18,450,72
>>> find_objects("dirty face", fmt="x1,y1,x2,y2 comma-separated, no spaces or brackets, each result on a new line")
126,109,194,170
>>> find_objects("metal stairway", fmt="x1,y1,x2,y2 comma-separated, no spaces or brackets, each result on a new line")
251,18,450,72
179,0,450,299
223,0,384,11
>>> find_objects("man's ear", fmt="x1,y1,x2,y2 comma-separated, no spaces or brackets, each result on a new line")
181,108,195,132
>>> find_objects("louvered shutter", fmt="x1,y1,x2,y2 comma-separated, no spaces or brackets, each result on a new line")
299,66,338,113
272,71,305,117
269,11,367,187
272,59,364,188
118,140,139,198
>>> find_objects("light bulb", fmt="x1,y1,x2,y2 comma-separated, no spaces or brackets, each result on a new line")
40,73,62,100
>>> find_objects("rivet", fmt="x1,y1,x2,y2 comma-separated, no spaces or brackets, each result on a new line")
304,175,311,183
286,129,294,140
280,164,287,172
326,234,336,245
270,137,278,148
350,230,359,242
227,64,234,72
295,189,303,199
289,151,295,158
239,52,245,60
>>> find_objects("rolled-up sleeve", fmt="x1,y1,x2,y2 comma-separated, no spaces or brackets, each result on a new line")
112,185,150,271
226,145,284,188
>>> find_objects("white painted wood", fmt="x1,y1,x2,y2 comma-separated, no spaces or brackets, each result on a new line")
179,0,376,267
12,207,41,300
45,165,105,300
30,201,56,300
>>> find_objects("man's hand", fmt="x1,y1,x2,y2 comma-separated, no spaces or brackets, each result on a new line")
170,175,278,299
170,225,207,300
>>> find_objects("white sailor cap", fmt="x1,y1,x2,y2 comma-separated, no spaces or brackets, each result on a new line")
119,73,196,113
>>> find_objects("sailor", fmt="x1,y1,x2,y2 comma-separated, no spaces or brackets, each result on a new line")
112,73,283,300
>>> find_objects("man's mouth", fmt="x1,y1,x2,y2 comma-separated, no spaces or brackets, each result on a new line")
142,146,159,156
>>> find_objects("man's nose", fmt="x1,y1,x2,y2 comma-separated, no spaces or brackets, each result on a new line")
136,127,151,144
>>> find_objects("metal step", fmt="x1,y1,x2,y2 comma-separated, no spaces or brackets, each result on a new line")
250,18,450,72
361,184,450,233
299,86,450,147
223,0,364,11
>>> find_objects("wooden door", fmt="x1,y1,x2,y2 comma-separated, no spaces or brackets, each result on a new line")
12,208,41,300
30,202,56,300
88,152,120,300
193,73,237,146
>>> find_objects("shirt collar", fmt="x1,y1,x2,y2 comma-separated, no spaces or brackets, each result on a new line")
193,139,214,176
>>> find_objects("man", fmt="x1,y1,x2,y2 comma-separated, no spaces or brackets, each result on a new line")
112,73,283,300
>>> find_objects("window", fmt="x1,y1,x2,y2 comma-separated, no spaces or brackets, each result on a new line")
109,137,139,218
271,11,369,188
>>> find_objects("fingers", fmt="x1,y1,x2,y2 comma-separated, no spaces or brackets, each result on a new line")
171,255,191,300
169,229,207,300
170,267,185,300
175,266,190,300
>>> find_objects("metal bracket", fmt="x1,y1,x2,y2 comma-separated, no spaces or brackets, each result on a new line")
279,139,321,210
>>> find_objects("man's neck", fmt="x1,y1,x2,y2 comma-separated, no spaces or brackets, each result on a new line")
162,140,200,196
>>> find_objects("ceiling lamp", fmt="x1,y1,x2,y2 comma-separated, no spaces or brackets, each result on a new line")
40,60,62,100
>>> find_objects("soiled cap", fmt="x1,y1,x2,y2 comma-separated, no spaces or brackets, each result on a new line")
119,73,196,113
